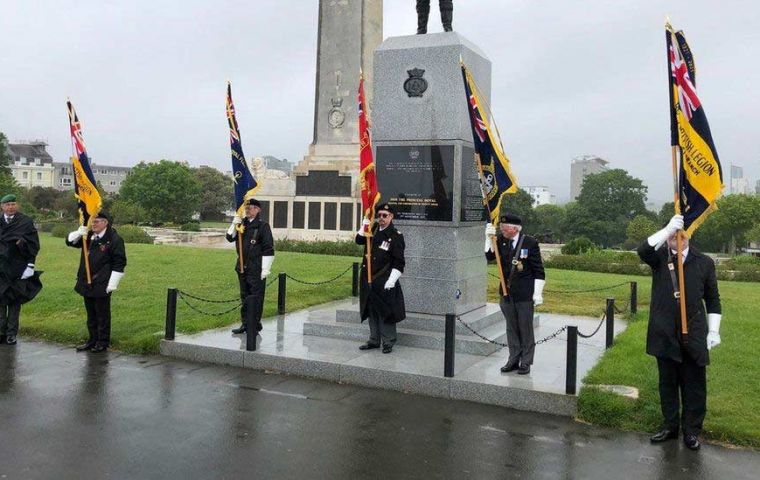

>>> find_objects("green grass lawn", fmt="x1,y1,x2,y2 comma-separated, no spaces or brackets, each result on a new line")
21,234,356,354
19,235,760,447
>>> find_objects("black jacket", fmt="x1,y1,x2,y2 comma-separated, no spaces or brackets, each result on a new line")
637,241,721,366
355,223,406,323
485,232,545,302
0,212,42,304
66,227,127,298
226,216,274,276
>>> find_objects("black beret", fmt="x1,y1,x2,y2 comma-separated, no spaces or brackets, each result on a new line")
95,211,110,222
246,198,261,207
499,213,522,225
376,203,395,215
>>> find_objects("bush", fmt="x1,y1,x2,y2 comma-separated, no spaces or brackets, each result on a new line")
561,237,595,255
116,225,153,244
180,222,201,232
50,223,78,238
275,239,362,257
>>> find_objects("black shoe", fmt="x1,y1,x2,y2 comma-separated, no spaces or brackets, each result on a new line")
6,335,16,345
0,334,5,344
359,342,380,351
683,434,701,450
500,360,519,373
90,345,108,353
382,345,393,354
76,343,95,352
517,364,531,375
231,324,247,334
650,429,678,443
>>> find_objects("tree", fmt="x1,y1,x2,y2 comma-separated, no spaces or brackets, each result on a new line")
500,188,536,232
0,132,13,175
691,194,760,254
111,198,148,224
746,224,760,246
194,166,233,220
574,169,649,247
534,204,566,242
657,201,675,226
625,214,658,249
119,160,202,224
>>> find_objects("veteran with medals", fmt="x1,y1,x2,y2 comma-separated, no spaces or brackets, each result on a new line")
485,214,545,375
66,212,126,353
226,198,274,335
355,203,406,354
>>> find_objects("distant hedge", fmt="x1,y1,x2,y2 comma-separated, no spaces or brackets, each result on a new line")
546,251,760,282
275,239,362,257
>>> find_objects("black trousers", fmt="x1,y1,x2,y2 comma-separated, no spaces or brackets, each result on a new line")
238,274,266,331
499,299,535,365
656,355,707,436
84,296,111,347
0,303,21,336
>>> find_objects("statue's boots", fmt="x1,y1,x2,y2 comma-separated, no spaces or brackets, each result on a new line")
440,0,453,32
416,0,430,34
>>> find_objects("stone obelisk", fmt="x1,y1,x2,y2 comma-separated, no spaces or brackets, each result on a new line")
294,0,383,178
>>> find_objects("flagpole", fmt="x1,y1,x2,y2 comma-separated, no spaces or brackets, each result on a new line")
82,226,92,285
237,225,245,273
671,145,688,340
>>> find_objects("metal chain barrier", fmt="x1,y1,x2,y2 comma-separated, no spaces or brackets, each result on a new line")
455,316,567,349
177,291,241,317
577,312,607,338
285,265,353,286
266,275,279,287
176,289,239,304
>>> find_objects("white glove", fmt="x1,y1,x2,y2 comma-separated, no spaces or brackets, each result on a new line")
384,268,402,290
533,279,546,306
647,214,684,248
484,223,496,252
106,271,124,293
261,255,274,280
21,264,34,280
67,226,89,243
232,216,242,225
357,217,371,237
227,217,242,237
707,313,721,350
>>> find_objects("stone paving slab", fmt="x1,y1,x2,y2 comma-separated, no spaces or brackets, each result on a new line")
160,298,627,417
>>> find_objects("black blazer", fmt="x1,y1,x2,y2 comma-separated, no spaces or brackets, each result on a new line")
485,233,545,302
226,216,274,276
66,227,127,298
355,223,406,323
637,241,721,366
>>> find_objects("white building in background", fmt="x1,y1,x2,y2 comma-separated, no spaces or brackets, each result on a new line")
524,186,556,206
570,155,609,199
755,179,760,195
730,165,749,194
7,140,55,188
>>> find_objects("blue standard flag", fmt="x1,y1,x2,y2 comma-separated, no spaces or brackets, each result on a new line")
461,63,518,224
226,82,258,216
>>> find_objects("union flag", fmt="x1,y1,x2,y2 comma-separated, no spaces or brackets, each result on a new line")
66,100,102,226
226,81,258,216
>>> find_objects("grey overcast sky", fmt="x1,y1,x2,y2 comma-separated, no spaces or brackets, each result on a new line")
1,0,759,205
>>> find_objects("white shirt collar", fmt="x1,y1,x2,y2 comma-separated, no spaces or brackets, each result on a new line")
670,247,689,262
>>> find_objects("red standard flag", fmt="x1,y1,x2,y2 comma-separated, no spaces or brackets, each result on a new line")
358,73,380,234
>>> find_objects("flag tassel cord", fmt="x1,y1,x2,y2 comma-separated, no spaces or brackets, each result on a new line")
671,145,689,340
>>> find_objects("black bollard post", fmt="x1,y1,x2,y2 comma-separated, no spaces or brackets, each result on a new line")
277,273,286,315
245,296,256,352
352,262,359,297
566,325,578,395
165,288,177,340
630,281,637,315
606,297,615,349
444,313,456,377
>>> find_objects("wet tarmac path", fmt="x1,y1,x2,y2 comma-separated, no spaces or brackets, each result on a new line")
1,341,757,479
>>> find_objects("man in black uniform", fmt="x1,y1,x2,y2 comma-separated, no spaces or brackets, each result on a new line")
226,198,274,335
638,214,722,451
485,213,545,375
0,194,42,346
355,203,406,354
66,212,127,353
416,0,453,34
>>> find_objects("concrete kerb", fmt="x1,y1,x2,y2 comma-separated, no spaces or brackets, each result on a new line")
160,338,578,416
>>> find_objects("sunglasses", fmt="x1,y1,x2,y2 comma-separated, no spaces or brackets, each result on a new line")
377,212,391,218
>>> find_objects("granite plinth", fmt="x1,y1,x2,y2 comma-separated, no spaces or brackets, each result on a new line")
160,299,628,417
